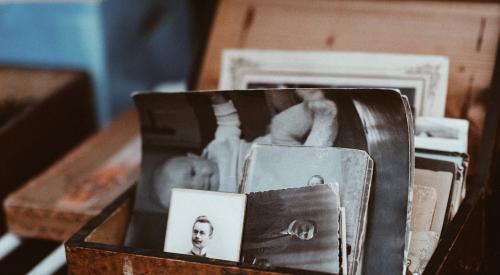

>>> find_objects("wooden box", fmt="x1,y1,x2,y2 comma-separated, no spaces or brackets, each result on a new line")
3,111,140,241
66,187,330,275
65,180,492,275
65,0,500,274
0,67,96,232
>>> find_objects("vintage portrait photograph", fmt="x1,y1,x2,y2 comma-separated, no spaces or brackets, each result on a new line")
241,144,372,275
219,49,449,117
164,188,246,262
242,184,340,273
125,88,412,275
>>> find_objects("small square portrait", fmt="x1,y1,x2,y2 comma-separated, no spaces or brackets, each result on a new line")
164,188,247,262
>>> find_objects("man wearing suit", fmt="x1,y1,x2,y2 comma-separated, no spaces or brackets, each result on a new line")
242,189,319,265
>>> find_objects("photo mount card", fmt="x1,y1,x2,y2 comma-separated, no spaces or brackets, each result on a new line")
241,144,373,275
407,157,457,274
415,117,469,154
219,49,449,117
415,156,456,234
415,150,469,219
126,88,413,275
164,188,246,262
340,207,348,275
242,184,340,274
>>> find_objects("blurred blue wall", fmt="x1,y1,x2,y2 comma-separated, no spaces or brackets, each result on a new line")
0,0,194,125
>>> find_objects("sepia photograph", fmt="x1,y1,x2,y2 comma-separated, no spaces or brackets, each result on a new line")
164,188,246,262
242,184,340,274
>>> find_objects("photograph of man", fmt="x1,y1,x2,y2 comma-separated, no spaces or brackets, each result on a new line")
189,215,214,257
242,184,340,273
244,218,317,257
164,189,246,261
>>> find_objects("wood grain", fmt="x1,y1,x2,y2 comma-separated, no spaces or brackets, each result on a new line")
0,67,97,233
0,67,77,102
197,0,500,169
4,110,140,241
66,247,290,275
65,188,330,275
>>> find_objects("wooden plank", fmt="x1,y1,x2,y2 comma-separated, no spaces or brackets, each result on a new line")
4,110,140,241
0,67,97,232
85,200,132,246
0,67,77,102
66,246,290,275
65,189,325,275
197,0,500,170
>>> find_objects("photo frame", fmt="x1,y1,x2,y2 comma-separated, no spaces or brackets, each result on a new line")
219,49,449,117
164,188,246,262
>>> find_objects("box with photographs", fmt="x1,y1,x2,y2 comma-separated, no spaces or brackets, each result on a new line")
65,1,499,274
66,88,412,275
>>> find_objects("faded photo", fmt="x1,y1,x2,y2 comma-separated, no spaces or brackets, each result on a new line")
242,184,340,273
219,49,449,117
164,189,246,262
125,88,413,275
415,117,469,153
126,88,346,249
241,145,372,275
247,82,417,116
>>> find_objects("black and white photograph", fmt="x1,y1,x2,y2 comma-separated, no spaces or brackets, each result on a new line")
242,184,340,274
164,188,246,262
247,82,418,116
241,144,372,275
3,1,500,274
125,88,413,275
415,117,469,154
219,49,449,117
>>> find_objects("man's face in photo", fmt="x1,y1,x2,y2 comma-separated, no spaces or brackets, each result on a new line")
291,220,316,241
192,222,212,249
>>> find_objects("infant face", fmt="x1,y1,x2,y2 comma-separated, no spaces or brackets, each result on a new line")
154,154,219,208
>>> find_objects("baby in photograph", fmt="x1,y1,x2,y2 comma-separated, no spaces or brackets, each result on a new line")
153,90,338,208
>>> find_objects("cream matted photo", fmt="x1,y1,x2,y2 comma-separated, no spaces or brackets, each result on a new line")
219,49,449,117
164,188,247,262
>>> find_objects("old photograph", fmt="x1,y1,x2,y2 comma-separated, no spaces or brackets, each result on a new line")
241,144,372,275
415,150,469,219
219,49,449,116
164,188,246,262
415,117,469,154
125,88,413,275
242,184,340,273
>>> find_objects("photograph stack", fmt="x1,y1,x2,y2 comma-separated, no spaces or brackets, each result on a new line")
118,45,480,275
54,1,499,275
0,1,498,275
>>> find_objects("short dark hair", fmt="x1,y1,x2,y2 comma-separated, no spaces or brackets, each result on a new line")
309,175,324,184
306,220,319,236
193,215,214,236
